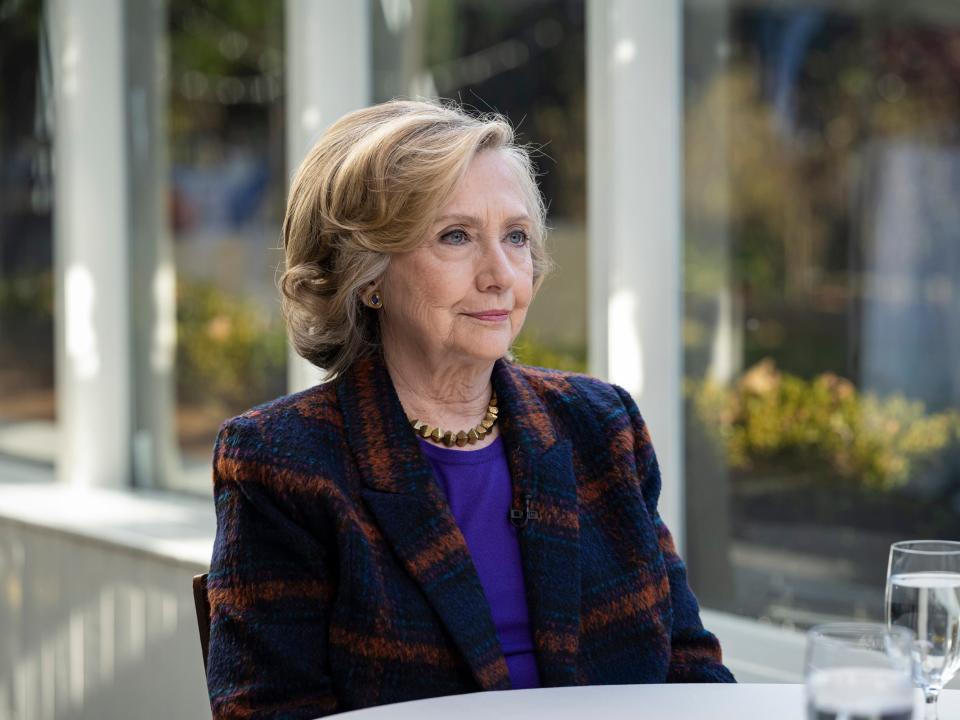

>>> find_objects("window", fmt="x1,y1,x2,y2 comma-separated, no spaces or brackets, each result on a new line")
166,1,287,490
683,1,960,628
0,1,56,466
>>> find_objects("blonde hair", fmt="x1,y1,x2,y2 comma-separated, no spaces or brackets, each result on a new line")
280,99,550,379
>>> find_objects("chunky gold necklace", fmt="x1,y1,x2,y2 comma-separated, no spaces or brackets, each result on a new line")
409,392,498,447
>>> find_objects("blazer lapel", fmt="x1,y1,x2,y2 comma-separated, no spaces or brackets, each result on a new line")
492,359,582,687
337,352,511,691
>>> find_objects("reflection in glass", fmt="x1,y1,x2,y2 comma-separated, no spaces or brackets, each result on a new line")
167,1,287,487
684,2,960,628
0,1,56,464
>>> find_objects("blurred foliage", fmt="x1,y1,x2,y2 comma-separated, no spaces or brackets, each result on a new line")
168,0,287,418
168,0,282,76
685,66,804,300
686,13,960,304
512,331,586,374
423,0,463,68
0,273,287,413
0,270,53,322
0,271,54,385
690,358,960,492
166,0,285,187
176,278,286,411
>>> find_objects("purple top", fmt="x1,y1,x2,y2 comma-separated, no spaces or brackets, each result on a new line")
418,436,541,690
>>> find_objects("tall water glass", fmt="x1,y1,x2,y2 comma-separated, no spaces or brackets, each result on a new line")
886,540,960,720
805,623,915,720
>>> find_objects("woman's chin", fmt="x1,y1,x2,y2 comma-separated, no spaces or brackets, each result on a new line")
454,340,511,364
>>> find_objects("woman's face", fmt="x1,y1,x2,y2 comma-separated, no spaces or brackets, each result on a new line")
378,149,535,370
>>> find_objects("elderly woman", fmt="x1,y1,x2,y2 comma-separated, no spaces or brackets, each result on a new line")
206,99,734,718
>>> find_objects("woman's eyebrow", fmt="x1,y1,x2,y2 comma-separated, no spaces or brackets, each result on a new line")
434,213,531,226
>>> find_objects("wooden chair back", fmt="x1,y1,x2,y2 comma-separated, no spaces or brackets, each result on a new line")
192,573,211,671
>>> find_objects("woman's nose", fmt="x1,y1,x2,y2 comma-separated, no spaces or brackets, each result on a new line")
476,240,516,291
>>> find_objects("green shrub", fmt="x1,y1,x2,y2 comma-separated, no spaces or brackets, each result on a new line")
689,358,960,491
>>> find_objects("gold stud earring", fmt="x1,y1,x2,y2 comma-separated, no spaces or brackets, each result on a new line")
367,290,383,309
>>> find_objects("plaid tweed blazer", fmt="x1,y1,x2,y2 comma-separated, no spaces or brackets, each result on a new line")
206,351,734,719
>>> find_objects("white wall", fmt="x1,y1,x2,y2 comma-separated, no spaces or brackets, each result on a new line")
0,513,210,720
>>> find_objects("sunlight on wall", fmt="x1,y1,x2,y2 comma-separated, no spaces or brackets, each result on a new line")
5,582,180,720
64,265,99,380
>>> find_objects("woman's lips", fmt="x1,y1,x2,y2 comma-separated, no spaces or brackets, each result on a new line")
466,310,509,322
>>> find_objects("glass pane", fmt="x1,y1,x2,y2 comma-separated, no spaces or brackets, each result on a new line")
0,0,56,465
372,0,587,372
684,1,960,628
168,1,287,490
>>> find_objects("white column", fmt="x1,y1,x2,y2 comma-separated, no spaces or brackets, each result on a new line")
285,0,372,393
51,0,133,488
587,0,684,548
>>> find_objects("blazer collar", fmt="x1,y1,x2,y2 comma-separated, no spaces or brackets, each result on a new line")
337,351,581,688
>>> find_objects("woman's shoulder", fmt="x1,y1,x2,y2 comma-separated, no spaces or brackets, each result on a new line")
506,361,635,412
216,380,343,451
212,381,353,508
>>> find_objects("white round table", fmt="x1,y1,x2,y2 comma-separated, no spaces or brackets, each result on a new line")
333,683,960,719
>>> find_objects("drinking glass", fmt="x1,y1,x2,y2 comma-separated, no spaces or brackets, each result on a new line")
805,623,915,720
886,540,960,720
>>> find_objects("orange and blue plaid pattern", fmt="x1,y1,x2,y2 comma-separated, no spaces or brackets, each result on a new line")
206,351,734,718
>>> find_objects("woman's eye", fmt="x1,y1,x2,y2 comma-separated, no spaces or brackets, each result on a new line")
440,229,468,245
507,229,529,246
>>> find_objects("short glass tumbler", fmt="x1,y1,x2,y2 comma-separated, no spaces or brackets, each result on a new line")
886,540,960,720
805,623,915,720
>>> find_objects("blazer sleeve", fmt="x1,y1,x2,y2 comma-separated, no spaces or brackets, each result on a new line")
206,418,341,718
613,385,736,684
